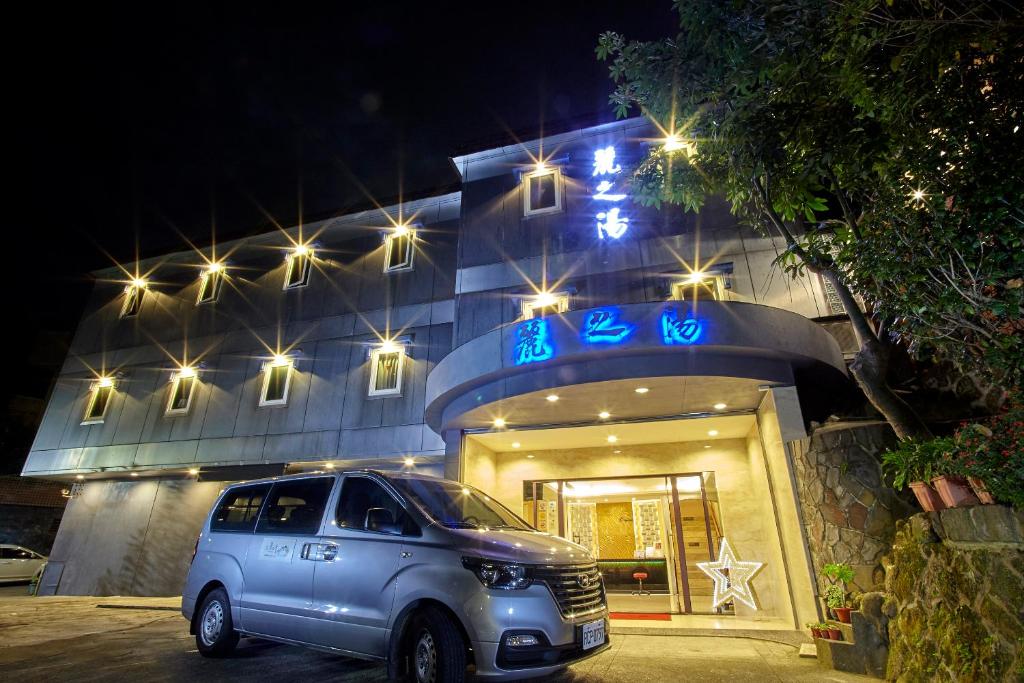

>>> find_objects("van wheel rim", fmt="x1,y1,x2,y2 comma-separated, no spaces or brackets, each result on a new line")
201,601,224,646
414,630,437,683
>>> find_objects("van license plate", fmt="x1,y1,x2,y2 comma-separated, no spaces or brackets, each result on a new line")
581,619,605,650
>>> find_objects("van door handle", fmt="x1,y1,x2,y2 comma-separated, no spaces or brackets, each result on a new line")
300,543,338,562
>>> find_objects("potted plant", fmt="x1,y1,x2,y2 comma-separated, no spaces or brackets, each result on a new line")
882,438,946,511
954,406,1024,508
808,622,822,639
823,583,850,623
827,624,843,640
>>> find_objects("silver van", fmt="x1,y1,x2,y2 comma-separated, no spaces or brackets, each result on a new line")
181,470,609,682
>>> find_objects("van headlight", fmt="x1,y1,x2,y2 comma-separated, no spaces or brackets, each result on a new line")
462,557,533,590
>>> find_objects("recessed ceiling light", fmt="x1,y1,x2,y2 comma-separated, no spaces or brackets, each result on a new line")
130,472,139,477
613,450,622,454
545,394,559,402
188,468,199,475
598,411,611,419
708,429,719,436
635,387,649,394
713,402,727,410
511,442,521,449
325,463,335,469
404,457,415,467
526,454,535,459
493,418,507,428
75,474,84,480
607,435,618,443
704,444,711,449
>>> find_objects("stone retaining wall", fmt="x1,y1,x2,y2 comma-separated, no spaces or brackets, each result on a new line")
791,421,917,593
884,507,1024,681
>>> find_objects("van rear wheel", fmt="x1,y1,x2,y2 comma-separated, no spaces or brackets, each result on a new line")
406,608,466,683
196,587,239,658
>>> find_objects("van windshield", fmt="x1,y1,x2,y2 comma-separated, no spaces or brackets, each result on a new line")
390,479,533,531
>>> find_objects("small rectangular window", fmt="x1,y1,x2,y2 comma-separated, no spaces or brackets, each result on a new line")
165,371,197,416
522,292,570,320
260,358,293,406
196,270,223,304
368,346,406,397
522,167,563,217
384,230,415,272
255,477,335,536
672,274,727,302
120,285,144,319
82,380,114,424
210,483,271,533
284,250,312,289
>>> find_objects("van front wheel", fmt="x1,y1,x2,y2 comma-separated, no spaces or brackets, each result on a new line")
196,587,239,658
407,608,466,683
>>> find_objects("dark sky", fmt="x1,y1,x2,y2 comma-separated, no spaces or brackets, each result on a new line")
5,1,672,403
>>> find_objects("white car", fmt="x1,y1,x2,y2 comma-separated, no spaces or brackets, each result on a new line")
0,545,47,582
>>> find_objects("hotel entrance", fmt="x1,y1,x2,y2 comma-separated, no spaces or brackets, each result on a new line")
524,473,725,615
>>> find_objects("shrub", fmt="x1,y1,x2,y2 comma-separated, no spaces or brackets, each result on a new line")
952,398,1024,507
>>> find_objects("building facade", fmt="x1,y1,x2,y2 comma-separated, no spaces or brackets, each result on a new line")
25,117,853,630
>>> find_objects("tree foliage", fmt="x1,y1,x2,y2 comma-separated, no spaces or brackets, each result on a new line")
598,0,1024,435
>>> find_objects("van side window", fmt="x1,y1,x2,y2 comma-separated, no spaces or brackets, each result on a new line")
210,484,271,533
256,477,334,536
336,477,418,535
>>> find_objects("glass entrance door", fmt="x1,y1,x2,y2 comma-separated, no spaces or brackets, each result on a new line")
526,472,724,615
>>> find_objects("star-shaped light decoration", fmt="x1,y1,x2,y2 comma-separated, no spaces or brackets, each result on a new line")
696,538,764,610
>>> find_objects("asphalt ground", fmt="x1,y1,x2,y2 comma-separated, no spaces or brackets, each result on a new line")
0,595,871,682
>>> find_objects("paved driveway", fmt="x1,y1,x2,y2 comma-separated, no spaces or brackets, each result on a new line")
0,596,871,682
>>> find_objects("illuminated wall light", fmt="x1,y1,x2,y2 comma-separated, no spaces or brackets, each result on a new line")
545,394,559,402
378,339,400,354
392,224,411,238
607,435,618,443
188,468,199,475
511,442,521,449
634,387,649,394
325,463,335,469
526,454,535,459
493,418,507,428
97,376,115,388
708,430,719,436
292,243,310,257
663,133,685,152
131,278,148,289
271,354,291,367
177,365,197,379
403,457,415,467
713,402,727,410
130,472,139,477
206,261,224,274
598,411,610,419
76,474,84,480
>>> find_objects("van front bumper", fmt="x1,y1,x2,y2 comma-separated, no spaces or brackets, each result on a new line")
472,629,611,680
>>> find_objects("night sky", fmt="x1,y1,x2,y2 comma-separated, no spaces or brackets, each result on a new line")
3,1,672,446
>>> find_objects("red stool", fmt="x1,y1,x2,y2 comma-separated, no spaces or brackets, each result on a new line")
631,571,651,596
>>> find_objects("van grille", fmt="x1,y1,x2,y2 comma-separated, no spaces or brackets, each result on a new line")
534,563,605,618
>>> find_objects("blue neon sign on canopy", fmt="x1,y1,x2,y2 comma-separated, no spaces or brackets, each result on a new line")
581,308,635,344
661,308,704,345
513,318,555,365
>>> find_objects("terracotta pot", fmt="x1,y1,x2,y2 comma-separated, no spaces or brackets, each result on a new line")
828,627,842,640
834,607,852,624
967,476,996,505
908,481,947,512
811,627,822,639
932,475,980,508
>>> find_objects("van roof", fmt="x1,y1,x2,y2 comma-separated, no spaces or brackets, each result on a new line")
221,468,446,488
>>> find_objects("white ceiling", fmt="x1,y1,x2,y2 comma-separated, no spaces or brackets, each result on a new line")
468,414,756,452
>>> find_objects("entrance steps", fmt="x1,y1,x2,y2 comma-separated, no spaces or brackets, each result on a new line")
814,613,886,678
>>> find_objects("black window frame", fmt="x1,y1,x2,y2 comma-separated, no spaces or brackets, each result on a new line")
209,483,272,534
255,476,335,536
334,475,420,537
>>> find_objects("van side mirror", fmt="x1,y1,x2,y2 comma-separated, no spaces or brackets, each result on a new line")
365,507,401,534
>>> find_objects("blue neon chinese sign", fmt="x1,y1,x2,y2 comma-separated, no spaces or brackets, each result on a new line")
581,308,635,344
661,308,704,345
513,318,555,365
592,146,629,239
